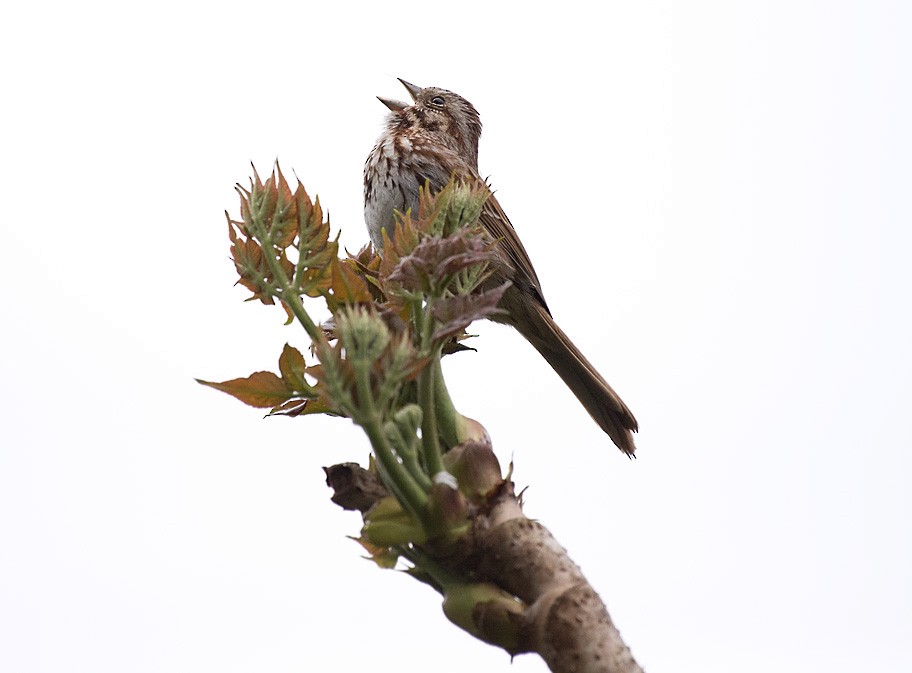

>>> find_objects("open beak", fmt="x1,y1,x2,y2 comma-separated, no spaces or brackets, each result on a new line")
377,97,408,112
397,78,422,101
377,79,423,112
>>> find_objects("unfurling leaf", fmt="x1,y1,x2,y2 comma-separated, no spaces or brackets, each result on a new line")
346,244,386,299
378,212,421,280
417,178,490,238
347,242,380,271
272,168,298,249
196,371,292,408
227,165,340,309
431,282,511,342
387,230,494,295
293,186,338,297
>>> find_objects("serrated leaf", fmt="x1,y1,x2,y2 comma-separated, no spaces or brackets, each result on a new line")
236,184,252,231
254,166,278,224
230,237,272,301
226,212,239,242
272,167,298,248
230,237,263,273
285,180,339,298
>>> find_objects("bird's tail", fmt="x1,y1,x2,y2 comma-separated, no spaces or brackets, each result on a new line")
510,295,638,455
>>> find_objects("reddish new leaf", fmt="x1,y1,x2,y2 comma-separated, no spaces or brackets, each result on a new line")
230,237,271,301
378,212,421,280
271,167,299,249
278,343,309,392
431,281,511,342
346,243,386,301
388,230,493,293
347,242,377,269
327,258,373,311
252,165,278,227
196,371,293,408
289,184,338,298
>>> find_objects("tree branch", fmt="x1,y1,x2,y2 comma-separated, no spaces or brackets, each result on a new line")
209,167,644,673
325,462,643,673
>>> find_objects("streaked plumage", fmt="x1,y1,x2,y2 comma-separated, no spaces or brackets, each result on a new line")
364,79,638,455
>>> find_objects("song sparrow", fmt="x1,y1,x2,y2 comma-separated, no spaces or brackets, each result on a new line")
364,79,638,455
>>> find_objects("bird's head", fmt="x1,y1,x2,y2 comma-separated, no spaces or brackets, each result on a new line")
378,79,482,167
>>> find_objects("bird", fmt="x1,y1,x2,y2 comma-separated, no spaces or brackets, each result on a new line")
363,79,638,455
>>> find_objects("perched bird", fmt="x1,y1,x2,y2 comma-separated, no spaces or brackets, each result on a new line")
364,79,638,455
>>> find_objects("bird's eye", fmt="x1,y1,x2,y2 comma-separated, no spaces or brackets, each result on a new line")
431,96,445,107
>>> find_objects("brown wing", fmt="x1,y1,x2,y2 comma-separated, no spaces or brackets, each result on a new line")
479,190,551,315
436,150,550,314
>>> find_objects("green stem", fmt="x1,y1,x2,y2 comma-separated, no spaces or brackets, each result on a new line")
354,364,428,521
247,203,327,352
410,297,446,477
400,448,434,493
417,350,445,477
389,423,434,492
432,358,463,448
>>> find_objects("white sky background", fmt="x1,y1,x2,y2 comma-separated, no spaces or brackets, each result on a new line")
2,1,910,671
